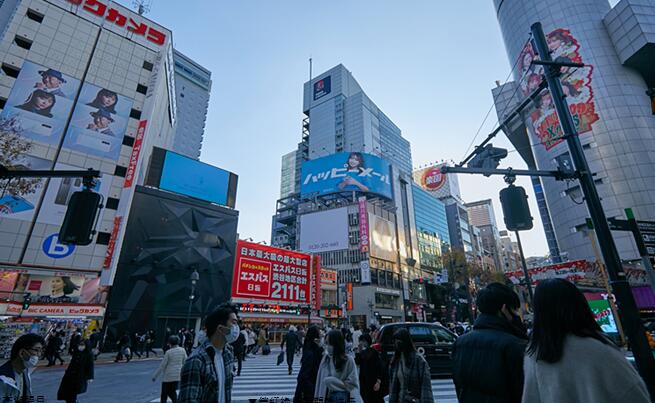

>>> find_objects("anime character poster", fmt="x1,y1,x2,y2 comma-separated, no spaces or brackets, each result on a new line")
518,29,600,150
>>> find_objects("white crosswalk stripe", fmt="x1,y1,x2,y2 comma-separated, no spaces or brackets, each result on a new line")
150,352,458,402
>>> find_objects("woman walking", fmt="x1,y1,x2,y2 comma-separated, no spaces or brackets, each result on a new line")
314,330,362,403
57,340,94,403
388,328,433,403
152,336,187,403
522,279,650,403
355,334,385,403
293,326,324,403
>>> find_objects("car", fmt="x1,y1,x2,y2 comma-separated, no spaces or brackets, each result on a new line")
372,322,457,377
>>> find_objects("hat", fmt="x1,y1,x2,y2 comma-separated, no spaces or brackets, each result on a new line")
90,108,114,122
38,69,66,83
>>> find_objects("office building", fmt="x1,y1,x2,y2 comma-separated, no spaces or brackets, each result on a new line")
279,148,300,198
445,203,474,257
466,199,503,271
171,49,211,159
492,0,655,263
412,183,450,271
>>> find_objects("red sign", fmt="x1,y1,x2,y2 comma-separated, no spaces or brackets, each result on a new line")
422,167,446,191
346,283,353,311
67,0,166,45
124,120,147,188
312,255,322,310
505,260,592,286
103,216,122,269
2,302,105,317
232,241,312,305
358,197,369,253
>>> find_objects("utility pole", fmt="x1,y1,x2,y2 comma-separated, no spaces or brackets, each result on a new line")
514,231,534,304
532,22,655,396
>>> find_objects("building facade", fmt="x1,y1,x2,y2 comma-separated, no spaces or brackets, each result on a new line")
412,183,450,269
279,148,299,198
465,199,503,271
492,0,655,263
171,49,211,159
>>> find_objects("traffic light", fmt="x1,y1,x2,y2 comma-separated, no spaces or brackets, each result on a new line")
468,144,508,171
58,189,102,245
22,293,31,310
500,184,534,231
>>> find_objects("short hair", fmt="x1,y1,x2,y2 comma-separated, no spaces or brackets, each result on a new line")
476,283,520,314
11,334,44,360
359,333,372,345
205,305,236,338
168,335,180,346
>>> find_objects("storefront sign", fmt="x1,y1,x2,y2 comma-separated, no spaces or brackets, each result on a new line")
1,302,104,317
358,197,369,253
124,120,148,188
42,234,75,259
238,303,299,315
103,216,122,269
346,283,353,311
232,241,312,305
320,269,337,286
376,287,401,296
312,255,322,311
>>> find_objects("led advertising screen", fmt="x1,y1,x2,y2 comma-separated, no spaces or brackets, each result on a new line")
300,152,392,199
369,214,398,262
299,208,349,253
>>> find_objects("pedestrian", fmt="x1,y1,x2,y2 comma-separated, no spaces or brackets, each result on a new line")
246,327,256,356
293,326,324,403
179,305,238,403
146,329,157,358
0,333,43,401
88,329,101,360
355,334,385,403
522,279,650,403
133,332,143,359
163,327,173,353
114,332,131,363
184,329,194,354
152,335,187,403
387,328,433,403
451,283,528,403
46,331,65,366
314,330,363,403
296,325,305,355
57,339,94,403
281,325,300,375
231,322,246,376
68,328,82,356
253,326,267,355
351,325,362,353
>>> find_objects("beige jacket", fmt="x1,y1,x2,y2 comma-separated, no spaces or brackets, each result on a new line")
153,346,187,383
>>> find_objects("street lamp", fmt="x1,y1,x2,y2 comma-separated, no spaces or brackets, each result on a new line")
186,269,199,329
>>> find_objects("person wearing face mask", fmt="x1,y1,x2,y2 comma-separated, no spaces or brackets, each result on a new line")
57,339,94,403
0,333,44,402
293,326,324,403
314,330,363,403
451,283,528,403
354,334,385,403
179,304,238,403
388,329,433,403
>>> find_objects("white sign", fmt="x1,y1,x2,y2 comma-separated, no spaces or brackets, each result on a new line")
1,302,105,317
299,208,349,253
360,260,371,284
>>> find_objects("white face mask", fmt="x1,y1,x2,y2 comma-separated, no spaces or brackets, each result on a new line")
78,345,86,352
24,355,39,368
225,324,240,343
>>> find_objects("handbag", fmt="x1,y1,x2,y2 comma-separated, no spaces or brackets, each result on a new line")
277,351,285,365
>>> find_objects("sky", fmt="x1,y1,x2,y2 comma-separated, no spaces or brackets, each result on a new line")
122,0,552,257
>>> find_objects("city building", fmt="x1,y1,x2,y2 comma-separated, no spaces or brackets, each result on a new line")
0,0,176,342
499,230,522,272
491,0,655,263
445,203,474,257
171,49,211,159
279,148,300,198
412,183,449,271
465,199,503,271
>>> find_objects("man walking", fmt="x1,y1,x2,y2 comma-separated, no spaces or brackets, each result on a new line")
280,325,300,375
179,305,238,403
452,283,528,403
0,333,44,401
152,335,187,403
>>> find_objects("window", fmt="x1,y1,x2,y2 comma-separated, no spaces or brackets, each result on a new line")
14,36,32,50
136,84,148,94
96,232,111,245
431,327,456,344
122,135,135,147
26,9,44,23
114,165,127,177
409,325,435,344
142,60,153,71
106,197,119,210
1,64,20,78
129,109,142,120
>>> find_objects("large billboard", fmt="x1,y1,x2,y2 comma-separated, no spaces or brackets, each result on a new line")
369,214,398,262
505,260,593,286
299,208,349,253
232,240,313,306
301,152,392,199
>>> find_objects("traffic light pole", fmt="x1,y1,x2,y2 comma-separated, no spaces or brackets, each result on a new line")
514,231,534,304
531,22,655,397
0,166,101,186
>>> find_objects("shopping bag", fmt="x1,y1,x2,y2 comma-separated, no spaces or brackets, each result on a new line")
277,351,285,366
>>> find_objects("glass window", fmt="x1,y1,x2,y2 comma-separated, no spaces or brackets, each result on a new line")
409,325,435,343
431,327,456,344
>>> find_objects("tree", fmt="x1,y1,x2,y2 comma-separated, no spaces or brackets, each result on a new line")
0,116,43,196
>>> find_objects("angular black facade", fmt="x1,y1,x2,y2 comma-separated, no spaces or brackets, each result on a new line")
105,186,238,343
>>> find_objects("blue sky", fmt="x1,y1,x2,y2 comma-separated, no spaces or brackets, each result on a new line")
126,0,550,256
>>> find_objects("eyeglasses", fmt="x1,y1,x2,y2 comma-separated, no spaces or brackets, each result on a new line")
26,347,43,355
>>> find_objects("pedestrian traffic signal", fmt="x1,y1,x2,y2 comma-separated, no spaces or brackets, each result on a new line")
468,144,508,171
58,190,102,245
22,293,31,310
499,185,533,231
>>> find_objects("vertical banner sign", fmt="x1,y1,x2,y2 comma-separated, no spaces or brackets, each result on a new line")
312,255,322,310
346,283,353,311
358,197,369,253
103,216,123,269
360,260,371,284
123,120,148,188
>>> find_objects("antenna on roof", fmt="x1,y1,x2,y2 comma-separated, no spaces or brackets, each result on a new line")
133,0,152,15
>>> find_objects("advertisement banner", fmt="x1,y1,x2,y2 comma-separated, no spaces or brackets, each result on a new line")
62,82,133,161
360,260,371,284
346,283,353,311
313,76,331,101
320,269,337,286
1,272,103,305
587,299,618,334
358,197,369,253
0,302,105,317
103,216,123,269
0,61,81,147
0,155,51,222
312,255,322,310
518,29,599,150
299,208,349,253
232,240,312,305
505,260,592,286
124,120,148,188
421,167,447,191
300,152,392,199
369,214,398,262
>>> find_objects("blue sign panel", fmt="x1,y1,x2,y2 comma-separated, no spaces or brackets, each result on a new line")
313,76,331,100
301,152,392,199
42,234,75,259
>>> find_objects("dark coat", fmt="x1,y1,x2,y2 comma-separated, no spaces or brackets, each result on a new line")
231,332,246,356
281,331,300,358
388,352,433,403
452,313,528,403
57,348,94,399
293,342,324,403
355,347,385,403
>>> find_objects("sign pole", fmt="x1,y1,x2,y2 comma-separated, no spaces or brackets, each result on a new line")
514,231,534,305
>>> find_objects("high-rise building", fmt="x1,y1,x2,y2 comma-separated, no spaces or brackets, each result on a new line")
171,49,211,159
445,203,474,256
279,148,299,198
491,0,655,263
412,183,450,271
0,0,176,329
465,199,503,271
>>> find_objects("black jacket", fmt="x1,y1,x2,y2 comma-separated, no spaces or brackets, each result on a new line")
355,347,385,403
281,331,300,357
57,348,94,399
293,342,324,403
452,314,528,403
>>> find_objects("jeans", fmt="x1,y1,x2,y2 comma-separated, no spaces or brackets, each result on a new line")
327,391,350,403
161,381,178,403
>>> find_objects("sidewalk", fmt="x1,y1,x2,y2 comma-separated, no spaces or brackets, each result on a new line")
37,349,164,368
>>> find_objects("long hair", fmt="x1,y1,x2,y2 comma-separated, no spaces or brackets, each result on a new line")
392,328,416,362
303,325,320,349
326,330,346,372
61,276,80,295
527,279,612,363
345,152,365,173
87,88,118,113
17,89,56,117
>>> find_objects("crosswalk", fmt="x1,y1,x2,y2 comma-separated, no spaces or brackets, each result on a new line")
150,352,458,402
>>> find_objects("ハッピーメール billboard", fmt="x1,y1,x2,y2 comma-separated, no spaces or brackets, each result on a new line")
369,214,398,262
299,208,349,253
301,152,392,199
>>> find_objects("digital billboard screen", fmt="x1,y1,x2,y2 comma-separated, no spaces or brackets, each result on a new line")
299,208,349,253
300,152,392,199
